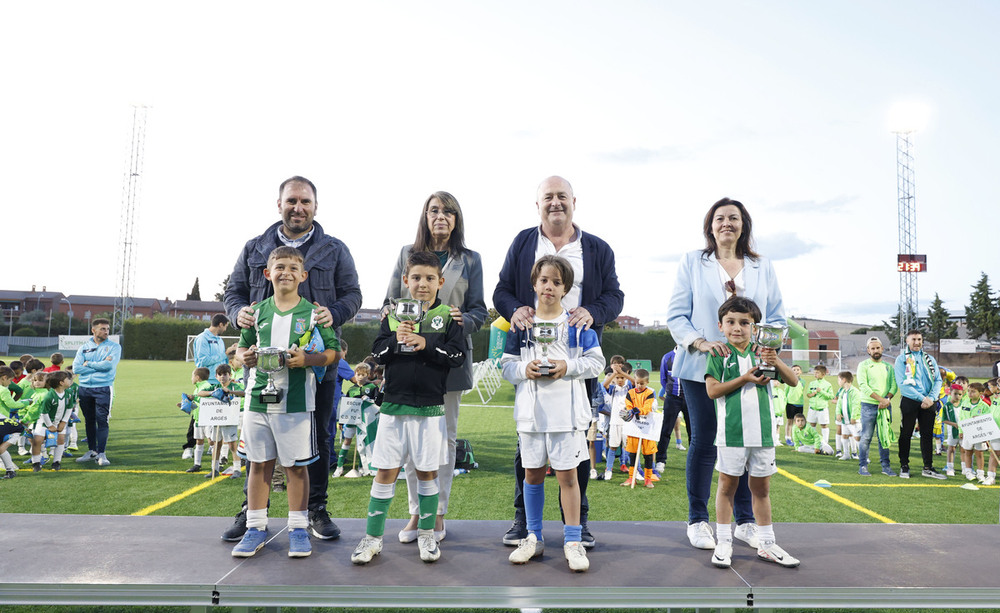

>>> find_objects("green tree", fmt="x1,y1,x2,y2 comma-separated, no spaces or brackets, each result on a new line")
214,274,230,302
186,277,201,301
880,302,918,346
924,293,957,358
965,272,1000,339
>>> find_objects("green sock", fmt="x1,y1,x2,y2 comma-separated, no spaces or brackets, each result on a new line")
417,492,439,530
337,448,349,467
365,497,392,537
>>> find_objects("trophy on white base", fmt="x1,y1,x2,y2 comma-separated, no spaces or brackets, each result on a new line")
752,324,787,379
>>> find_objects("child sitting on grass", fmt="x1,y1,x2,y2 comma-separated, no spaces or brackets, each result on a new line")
705,296,800,569
233,246,340,559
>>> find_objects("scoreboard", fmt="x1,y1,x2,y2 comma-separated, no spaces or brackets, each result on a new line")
897,254,927,272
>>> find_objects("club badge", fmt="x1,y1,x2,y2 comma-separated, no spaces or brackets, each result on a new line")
431,315,444,330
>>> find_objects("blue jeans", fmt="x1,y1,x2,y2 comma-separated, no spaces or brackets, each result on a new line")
858,402,890,471
78,386,112,454
681,379,754,525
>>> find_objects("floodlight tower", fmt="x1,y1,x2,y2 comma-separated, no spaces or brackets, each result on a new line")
890,101,929,347
113,105,149,336
894,130,917,345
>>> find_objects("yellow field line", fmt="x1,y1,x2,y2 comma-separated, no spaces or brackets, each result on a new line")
132,475,230,516
76,469,203,475
776,467,897,524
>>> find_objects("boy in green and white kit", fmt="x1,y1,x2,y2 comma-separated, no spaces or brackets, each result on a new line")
805,364,834,449
705,296,800,569
792,413,834,455
834,371,862,461
351,251,465,566
783,365,805,446
182,367,215,473
939,384,963,477
232,246,340,559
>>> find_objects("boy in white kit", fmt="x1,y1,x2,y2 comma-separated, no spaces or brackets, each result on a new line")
502,255,605,572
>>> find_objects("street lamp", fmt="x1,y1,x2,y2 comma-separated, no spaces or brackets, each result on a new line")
61,298,73,335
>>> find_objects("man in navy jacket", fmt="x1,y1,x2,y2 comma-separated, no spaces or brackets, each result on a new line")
493,175,623,549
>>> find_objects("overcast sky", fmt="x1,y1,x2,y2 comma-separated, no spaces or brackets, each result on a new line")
4,1,998,327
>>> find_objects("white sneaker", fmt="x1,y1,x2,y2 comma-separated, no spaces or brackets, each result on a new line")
417,529,440,562
351,535,383,564
734,523,760,548
96,453,110,467
676,442,686,450
398,528,418,543
589,468,598,480
946,468,955,477
965,470,976,481
981,475,996,486
687,521,715,550
655,462,666,473
508,533,543,564
757,542,800,567
564,541,589,572
331,465,344,478
181,448,194,460
712,540,733,568
603,469,612,481
75,450,98,463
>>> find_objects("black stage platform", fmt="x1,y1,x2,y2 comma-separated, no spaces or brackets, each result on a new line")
1,514,997,609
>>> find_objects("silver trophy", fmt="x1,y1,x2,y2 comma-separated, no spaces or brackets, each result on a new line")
255,347,287,404
392,298,425,353
752,324,787,379
531,322,560,376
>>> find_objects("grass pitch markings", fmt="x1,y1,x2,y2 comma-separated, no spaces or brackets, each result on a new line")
826,482,997,488
132,474,230,516
776,467,897,524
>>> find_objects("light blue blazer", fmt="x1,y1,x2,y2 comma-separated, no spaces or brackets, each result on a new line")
666,250,785,382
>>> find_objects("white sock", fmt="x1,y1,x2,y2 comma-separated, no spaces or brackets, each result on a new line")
194,444,204,466
68,424,78,446
835,437,842,452
54,445,64,463
758,524,775,546
288,510,308,530
989,471,996,479
852,438,860,455
32,454,42,464
716,523,732,543
0,451,15,470
246,508,268,531
821,427,830,444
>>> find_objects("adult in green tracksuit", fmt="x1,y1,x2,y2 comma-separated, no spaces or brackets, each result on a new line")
856,337,898,476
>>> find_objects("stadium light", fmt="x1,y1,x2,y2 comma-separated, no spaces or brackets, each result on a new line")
888,100,931,134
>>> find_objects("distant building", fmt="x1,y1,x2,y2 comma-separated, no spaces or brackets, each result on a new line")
616,315,641,331
167,300,227,321
353,308,381,325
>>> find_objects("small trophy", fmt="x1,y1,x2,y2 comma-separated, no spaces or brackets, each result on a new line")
255,347,287,404
752,324,787,379
532,322,560,376
392,298,425,353
903,354,917,386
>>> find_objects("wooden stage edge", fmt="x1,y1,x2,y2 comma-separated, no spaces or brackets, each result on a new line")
1,514,998,609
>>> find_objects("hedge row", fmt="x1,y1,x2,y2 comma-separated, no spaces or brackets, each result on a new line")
122,317,676,368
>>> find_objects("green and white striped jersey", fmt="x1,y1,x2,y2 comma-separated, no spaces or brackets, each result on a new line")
706,343,775,448
238,296,340,414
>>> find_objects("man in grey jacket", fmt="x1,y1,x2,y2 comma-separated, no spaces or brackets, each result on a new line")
222,175,362,542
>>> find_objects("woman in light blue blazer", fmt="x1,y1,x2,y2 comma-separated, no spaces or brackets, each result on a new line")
666,198,785,551
382,191,488,543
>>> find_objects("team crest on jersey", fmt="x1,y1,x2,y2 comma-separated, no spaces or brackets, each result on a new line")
295,318,307,334
430,315,444,330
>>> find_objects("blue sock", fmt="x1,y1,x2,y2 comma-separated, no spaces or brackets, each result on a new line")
524,482,544,540
563,524,582,545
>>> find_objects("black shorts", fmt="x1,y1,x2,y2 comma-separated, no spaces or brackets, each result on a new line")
786,403,803,420
0,418,25,442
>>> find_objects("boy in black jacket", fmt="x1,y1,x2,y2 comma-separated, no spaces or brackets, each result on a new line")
351,251,465,566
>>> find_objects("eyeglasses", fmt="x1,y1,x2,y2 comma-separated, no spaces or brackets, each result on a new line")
427,207,456,218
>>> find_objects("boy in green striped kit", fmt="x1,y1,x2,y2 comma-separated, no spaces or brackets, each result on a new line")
705,296,800,569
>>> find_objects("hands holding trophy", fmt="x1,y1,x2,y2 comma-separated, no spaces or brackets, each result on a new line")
255,346,288,404
752,324,787,380
391,298,425,353
531,322,560,376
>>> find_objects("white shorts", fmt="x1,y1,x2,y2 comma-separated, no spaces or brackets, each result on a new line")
519,430,587,471
371,413,446,472
607,424,624,448
841,423,859,437
32,422,58,438
241,410,318,467
807,408,829,426
194,425,208,440
944,433,959,447
988,438,1000,450
716,446,777,478
211,425,239,444
960,435,988,452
